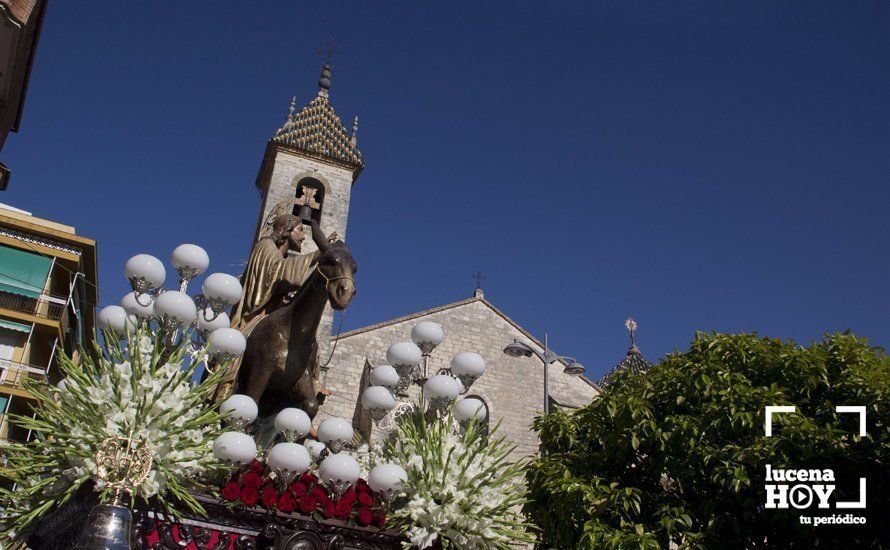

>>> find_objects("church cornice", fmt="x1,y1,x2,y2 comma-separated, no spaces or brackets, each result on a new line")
269,141,364,177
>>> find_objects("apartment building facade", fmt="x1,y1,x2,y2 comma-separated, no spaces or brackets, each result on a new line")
0,203,96,443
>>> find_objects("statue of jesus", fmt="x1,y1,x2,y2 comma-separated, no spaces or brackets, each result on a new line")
230,213,319,329
213,214,335,400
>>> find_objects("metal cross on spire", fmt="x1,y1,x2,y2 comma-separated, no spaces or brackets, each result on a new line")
625,317,638,349
317,40,341,64
316,41,339,97
473,271,486,290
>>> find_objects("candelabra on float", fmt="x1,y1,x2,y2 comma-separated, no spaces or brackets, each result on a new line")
362,321,488,429
99,244,248,375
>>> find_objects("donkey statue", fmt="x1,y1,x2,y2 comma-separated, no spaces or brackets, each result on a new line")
236,221,357,427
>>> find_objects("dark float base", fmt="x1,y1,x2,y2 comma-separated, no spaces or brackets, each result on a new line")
28,491,404,550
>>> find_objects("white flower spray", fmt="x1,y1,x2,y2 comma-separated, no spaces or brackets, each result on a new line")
383,404,536,549
0,326,228,536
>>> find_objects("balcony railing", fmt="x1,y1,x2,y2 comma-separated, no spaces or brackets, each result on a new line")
0,358,47,390
0,290,66,320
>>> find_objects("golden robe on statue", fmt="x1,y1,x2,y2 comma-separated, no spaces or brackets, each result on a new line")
229,238,318,330
212,224,321,401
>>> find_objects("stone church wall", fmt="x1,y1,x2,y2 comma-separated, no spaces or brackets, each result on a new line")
316,296,599,457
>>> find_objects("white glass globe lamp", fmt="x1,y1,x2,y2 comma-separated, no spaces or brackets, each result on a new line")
267,442,311,486
455,397,487,423
317,417,354,454
197,307,230,336
125,254,166,296
171,244,209,288
98,305,134,337
386,342,422,384
424,374,461,402
369,365,400,390
274,408,312,442
121,291,154,319
202,273,242,314
212,431,257,465
368,463,407,503
304,439,327,462
410,321,444,355
219,394,258,429
206,328,246,363
318,453,361,498
361,385,396,423
450,352,486,390
153,290,196,329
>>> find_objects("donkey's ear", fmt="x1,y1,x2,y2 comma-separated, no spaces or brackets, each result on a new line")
310,220,331,253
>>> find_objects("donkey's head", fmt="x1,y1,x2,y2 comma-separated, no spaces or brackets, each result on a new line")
311,223,357,311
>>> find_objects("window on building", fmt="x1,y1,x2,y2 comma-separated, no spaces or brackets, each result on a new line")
0,244,52,298
0,326,23,361
5,394,30,441
0,244,53,317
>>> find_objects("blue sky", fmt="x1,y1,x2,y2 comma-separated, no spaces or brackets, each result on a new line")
2,1,887,380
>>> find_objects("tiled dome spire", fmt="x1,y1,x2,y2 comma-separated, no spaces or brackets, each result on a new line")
598,317,654,387
271,63,364,170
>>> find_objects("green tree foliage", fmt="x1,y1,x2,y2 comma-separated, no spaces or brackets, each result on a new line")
525,332,888,549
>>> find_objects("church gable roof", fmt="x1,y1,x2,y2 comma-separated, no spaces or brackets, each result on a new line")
271,63,364,170
335,295,479,340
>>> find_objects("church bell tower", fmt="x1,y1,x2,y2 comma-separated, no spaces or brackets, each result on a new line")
252,62,364,355
253,62,363,246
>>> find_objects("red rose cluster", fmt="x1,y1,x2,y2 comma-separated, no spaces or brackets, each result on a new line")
220,460,387,528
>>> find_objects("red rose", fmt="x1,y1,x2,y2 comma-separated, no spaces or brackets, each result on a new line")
221,481,240,501
242,472,263,488
357,492,374,507
278,492,297,513
357,507,372,526
290,481,308,496
249,459,265,474
341,487,356,500
334,498,353,519
373,513,386,528
261,486,279,508
311,487,326,500
240,486,259,506
300,473,318,484
298,495,317,513
355,478,370,491
321,498,336,519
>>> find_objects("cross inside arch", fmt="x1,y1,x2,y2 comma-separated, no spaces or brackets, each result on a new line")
294,186,320,222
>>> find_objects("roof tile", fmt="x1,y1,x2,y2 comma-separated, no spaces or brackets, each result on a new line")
272,95,363,169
